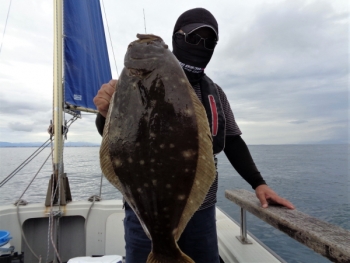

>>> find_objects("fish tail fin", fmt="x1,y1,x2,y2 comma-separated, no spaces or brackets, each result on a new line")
146,251,194,263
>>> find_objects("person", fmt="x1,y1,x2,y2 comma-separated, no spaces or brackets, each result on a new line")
93,7,294,263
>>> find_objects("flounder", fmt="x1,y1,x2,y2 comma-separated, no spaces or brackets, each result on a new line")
100,34,216,263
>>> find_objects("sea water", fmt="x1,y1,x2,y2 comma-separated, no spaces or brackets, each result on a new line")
0,145,349,263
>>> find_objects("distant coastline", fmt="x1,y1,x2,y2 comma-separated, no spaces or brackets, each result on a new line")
0,142,100,147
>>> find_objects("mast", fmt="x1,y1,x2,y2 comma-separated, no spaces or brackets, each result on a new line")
45,0,71,206
53,0,63,173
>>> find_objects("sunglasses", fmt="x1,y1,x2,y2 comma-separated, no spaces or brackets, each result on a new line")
174,32,217,50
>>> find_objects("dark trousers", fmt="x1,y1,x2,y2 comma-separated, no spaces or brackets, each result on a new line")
124,202,220,263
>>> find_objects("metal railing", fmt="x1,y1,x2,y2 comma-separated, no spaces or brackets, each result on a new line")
225,189,350,263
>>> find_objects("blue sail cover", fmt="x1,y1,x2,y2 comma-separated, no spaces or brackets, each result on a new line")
64,0,112,110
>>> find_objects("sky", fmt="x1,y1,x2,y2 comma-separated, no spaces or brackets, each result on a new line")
0,0,348,145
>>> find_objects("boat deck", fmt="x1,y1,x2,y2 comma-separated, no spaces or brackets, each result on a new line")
0,200,284,262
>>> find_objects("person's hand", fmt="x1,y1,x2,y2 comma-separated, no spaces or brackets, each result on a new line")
93,79,117,117
255,184,295,209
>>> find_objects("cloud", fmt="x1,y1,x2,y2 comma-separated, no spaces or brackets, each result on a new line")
204,0,348,144
211,0,347,78
8,122,33,132
0,0,347,144
0,98,46,115
288,120,308,124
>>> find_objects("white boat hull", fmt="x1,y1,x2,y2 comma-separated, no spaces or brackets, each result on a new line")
0,200,283,262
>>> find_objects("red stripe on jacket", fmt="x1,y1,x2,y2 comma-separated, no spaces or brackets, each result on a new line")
208,95,218,136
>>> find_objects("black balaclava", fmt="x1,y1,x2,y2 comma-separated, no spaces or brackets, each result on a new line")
172,8,219,84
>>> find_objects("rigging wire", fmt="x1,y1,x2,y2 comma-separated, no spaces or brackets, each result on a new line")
0,139,51,188
143,8,147,34
0,0,12,56
101,0,119,78
16,149,53,201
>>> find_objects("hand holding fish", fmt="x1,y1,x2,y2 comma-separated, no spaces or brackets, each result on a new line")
255,184,295,209
93,79,117,117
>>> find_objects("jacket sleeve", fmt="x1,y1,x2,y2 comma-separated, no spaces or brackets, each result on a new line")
224,135,267,189
95,113,106,136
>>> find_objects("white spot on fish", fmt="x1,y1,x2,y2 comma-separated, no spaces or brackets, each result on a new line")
150,133,156,138
180,78,186,83
182,149,196,159
137,188,143,193
140,160,145,165
184,109,192,115
178,195,186,200
196,180,200,186
128,158,133,163
114,159,122,168
201,155,206,160
160,144,165,149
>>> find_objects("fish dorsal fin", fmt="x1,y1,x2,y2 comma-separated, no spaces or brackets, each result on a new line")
135,34,168,48
136,33,162,42
100,90,124,192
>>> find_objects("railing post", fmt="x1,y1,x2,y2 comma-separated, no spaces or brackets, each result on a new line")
236,207,252,244
226,189,350,262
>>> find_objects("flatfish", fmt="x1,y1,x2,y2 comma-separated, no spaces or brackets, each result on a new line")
100,34,216,263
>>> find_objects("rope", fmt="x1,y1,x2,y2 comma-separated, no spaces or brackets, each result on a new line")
44,115,80,262
49,211,62,263
0,0,12,56
46,207,52,263
101,0,119,77
84,195,101,242
49,177,62,263
0,139,51,187
13,149,53,262
48,135,63,263
16,200,42,262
